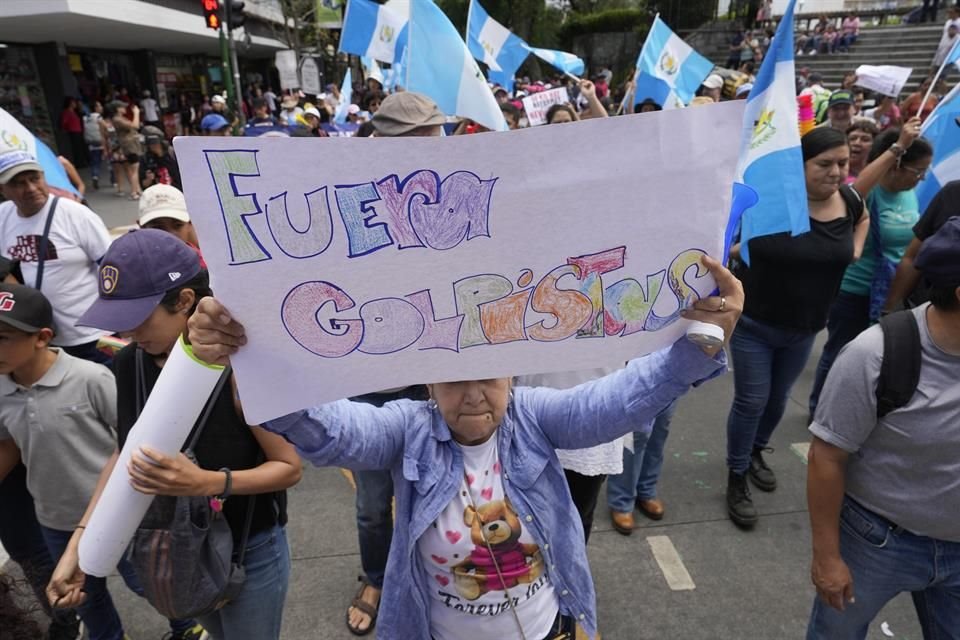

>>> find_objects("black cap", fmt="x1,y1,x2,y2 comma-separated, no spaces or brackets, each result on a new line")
915,216,960,286
0,283,55,334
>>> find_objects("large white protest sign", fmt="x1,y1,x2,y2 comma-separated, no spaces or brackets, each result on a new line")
300,57,322,95
522,87,572,126
854,65,912,98
275,50,299,90
175,102,744,423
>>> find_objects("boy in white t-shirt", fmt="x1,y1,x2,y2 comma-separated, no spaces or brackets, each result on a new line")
0,149,111,363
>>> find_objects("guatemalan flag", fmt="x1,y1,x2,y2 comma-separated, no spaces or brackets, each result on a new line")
528,48,585,77
917,82,960,212
334,68,354,125
407,0,507,132
733,0,808,264
467,0,529,79
339,0,408,64
634,15,713,109
0,107,79,197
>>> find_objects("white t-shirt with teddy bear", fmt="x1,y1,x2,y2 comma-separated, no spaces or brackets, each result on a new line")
418,435,559,640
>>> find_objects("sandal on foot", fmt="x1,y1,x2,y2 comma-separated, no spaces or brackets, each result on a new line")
346,576,379,636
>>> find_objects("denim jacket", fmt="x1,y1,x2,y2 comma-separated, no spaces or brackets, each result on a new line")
265,338,725,639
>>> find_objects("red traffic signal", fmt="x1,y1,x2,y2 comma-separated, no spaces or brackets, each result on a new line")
202,0,221,30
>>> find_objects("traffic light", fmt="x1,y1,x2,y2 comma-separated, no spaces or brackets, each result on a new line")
202,0,220,30
226,1,245,30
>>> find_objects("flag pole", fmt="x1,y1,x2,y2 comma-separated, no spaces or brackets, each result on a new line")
619,13,659,115
920,39,958,117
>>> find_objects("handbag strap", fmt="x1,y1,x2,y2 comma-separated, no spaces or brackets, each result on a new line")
34,196,60,290
135,347,257,565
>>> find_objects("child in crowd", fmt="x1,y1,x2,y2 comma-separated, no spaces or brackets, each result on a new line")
0,283,202,640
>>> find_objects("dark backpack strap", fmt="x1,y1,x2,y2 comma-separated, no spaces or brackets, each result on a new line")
876,310,922,418
34,196,60,290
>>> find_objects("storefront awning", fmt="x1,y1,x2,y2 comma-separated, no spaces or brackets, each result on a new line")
0,0,287,57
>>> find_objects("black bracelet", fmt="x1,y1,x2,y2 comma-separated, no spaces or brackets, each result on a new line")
218,467,233,501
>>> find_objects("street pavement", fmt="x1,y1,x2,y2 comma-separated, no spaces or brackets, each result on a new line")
5,173,923,639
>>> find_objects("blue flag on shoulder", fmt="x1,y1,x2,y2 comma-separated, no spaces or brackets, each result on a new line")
340,0,408,64
917,82,960,212
634,15,714,109
407,0,506,131
467,0,530,80
733,0,809,265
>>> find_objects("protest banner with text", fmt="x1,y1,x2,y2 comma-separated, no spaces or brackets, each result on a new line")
522,87,573,126
175,103,744,423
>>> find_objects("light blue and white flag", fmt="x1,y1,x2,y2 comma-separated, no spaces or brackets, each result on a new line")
733,0,808,265
467,0,529,77
334,68,353,125
340,0,408,64
0,107,79,197
917,82,960,212
383,45,407,93
407,0,507,132
528,47,584,77
634,15,714,109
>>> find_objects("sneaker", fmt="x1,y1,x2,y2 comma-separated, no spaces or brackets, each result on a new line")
749,447,777,492
163,624,205,640
727,469,758,527
92,176,99,190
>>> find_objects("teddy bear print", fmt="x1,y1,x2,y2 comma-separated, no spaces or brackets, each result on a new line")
452,497,543,601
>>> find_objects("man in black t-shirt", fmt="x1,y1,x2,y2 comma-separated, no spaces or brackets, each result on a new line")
883,180,960,312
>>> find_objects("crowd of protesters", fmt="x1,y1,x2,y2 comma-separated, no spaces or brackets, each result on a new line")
3,6,960,640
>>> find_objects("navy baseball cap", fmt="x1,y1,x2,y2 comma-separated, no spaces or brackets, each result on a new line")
0,283,55,334
77,229,201,332
915,216,960,286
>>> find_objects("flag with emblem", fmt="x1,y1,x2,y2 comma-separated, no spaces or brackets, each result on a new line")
0,107,79,197
407,0,507,132
633,15,713,109
733,0,808,265
916,82,960,211
467,0,530,79
339,0,408,64
528,47,584,77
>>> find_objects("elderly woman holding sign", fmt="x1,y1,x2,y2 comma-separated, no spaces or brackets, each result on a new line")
188,253,742,640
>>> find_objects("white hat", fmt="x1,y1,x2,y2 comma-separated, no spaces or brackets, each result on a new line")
0,150,42,185
348,104,360,115
303,107,321,119
211,94,226,104
702,74,724,90
138,184,190,226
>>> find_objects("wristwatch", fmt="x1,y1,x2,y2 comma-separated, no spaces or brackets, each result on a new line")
889,143,907,158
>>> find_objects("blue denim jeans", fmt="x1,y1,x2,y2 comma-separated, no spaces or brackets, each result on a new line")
809,291,870,416
88,146,103,181
354,469,393,588
197,525,291,640
41,525,128,640
726,315,817,474
351,389,423,588
807,497,960,640
40,525,196,640
606,402,676,512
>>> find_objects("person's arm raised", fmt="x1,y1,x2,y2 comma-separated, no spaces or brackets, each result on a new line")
579,79,608,119
851,116,921,199
527,255,739,451
188,297,406,470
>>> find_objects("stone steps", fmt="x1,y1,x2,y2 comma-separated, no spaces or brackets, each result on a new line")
699,22,949,96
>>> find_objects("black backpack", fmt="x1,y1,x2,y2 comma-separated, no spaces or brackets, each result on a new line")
876,310,922,418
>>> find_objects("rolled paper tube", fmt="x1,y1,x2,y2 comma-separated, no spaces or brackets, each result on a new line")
78,336,224,577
